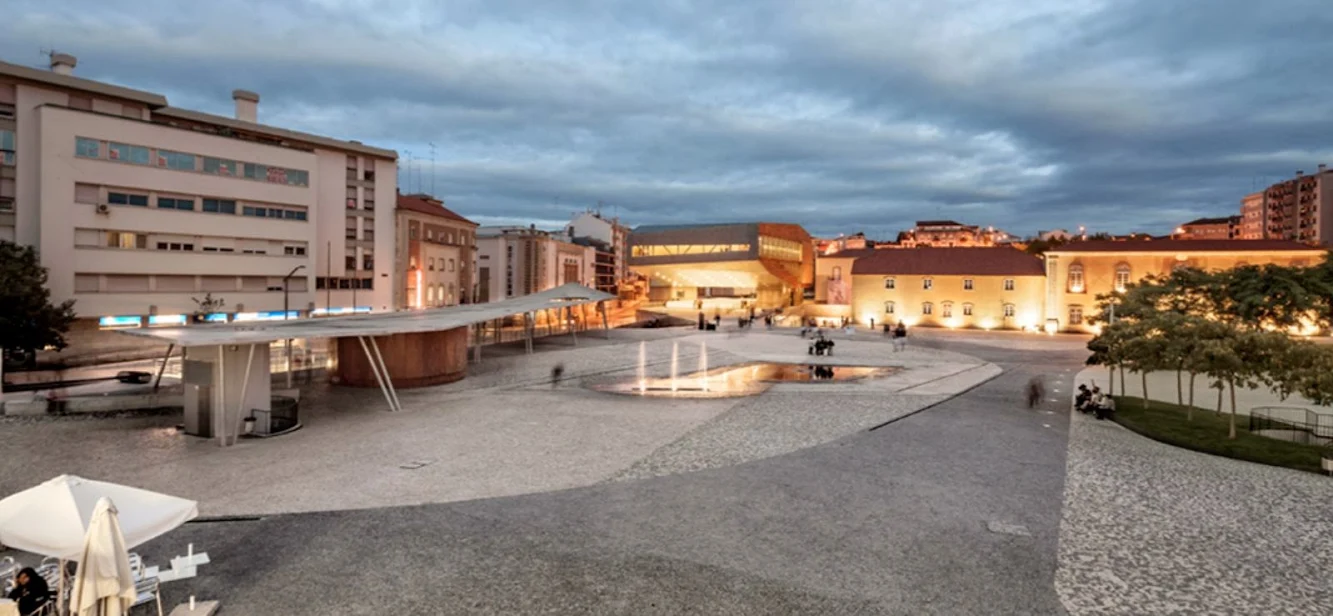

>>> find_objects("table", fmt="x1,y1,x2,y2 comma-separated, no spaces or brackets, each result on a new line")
0,598,19,616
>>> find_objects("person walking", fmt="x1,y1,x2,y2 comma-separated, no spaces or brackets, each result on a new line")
1027,375,1045,408
892,321,908,351
550,363,565,388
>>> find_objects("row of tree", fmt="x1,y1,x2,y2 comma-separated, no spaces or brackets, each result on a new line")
1086,255,1333,439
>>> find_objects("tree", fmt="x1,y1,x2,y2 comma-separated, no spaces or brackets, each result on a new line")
0,241,78,363
191,293,226,323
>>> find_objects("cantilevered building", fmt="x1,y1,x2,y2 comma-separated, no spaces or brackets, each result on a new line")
628,222,813,310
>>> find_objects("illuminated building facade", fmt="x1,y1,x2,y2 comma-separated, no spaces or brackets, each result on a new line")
395,192,477,309
628,222,814,309
850,247,1046,330
1044,239,1325,332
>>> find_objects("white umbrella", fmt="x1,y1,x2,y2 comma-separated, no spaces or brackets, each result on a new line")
0,475,198,560
68,498,135,616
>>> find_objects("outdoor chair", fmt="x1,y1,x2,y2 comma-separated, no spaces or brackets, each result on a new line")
131,575,163,616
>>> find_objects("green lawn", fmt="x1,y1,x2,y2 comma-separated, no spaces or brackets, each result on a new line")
1110,396,1331,474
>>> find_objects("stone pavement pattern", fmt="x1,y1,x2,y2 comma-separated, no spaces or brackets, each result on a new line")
1056,412,1333,615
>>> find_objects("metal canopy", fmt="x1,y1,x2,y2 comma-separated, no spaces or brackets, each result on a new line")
116,283,616,347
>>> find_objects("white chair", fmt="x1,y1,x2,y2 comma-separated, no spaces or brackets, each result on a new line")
131,575,163,616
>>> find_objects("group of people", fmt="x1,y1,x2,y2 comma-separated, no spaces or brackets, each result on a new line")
886,321,909,351
1075,384,1116,419
5,567,51,616
808,333,836,356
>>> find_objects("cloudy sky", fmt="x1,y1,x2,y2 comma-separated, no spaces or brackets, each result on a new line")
4,0,1331,238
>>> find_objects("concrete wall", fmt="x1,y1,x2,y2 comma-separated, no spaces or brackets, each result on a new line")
182,344,272,438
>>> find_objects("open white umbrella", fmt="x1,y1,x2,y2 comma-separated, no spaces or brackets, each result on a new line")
0,475,198,560
68,498,136,616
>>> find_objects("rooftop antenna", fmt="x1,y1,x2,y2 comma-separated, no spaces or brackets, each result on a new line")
404,150,412,193
429,142,436,196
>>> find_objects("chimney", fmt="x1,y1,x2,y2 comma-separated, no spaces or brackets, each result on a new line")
1320,163,1327,173
1296,170,1304,177
49,53,77,75
232,89,259,123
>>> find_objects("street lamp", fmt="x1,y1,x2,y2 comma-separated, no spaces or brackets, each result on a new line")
283,265,306,388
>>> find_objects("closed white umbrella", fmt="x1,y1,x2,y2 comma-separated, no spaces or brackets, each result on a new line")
68,498,135,616
0,475,198,560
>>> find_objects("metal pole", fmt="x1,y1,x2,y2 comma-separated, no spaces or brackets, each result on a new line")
368,336,402,411
325,241,332,311
525,312,534,354
215,345,226,448
152,344,175,392
356,336,397,412
232,343,257,447
568,305,578,346
283,265,305,389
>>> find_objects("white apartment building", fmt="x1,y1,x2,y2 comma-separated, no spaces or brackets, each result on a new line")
0,54,397,334
566,210,631,293
474,226,594,303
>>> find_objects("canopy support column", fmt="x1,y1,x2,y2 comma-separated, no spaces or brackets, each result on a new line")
215,345,226,448
152,343,175,392
357,336,398,412
568,306,578,346
230,343,257,447
599,301,610,337
368,335,402,412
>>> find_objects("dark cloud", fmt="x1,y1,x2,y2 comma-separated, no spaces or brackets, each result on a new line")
4,0,1331,238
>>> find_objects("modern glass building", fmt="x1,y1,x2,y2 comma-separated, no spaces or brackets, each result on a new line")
628,222,813,310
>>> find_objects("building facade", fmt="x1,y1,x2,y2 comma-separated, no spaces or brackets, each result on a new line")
395,192,477,309
1239,192,1264,240
850,248,1046,330
474,226,594,303
814,247,876,305
628,222,813,310
1259,166,1333,246
896,220,1016,248
566,210,632,294
1043,239,1326,333
0,54,397,335
1177,216,1240,240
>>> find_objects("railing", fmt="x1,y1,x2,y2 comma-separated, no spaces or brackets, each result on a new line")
1249,406,1333,446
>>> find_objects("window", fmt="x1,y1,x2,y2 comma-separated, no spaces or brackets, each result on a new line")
346,198,357,209
202,157,239,177
364,170,375,181
409,225,419,240
1114,263,1131,292
922,278,933,290
156,242,194,251
345,227,357,239
942,302,953,318
1068,263,1085,293
0,198,13,213
962,303,973,316
108,192,148,207
1003,278,1015,291
108,143,150,165
428,258,436,271
362,230,374,241
922,302,933,315
884,301,895,315
427,230,434,240
286,170,309,186
364,197,374,210
157,197,195,211
203,199,237,214
448,259,455,272
831,266,842,280
345,256,357,271
284,246,306,256
267,208,284,219
963,279,973,291
1069,305,1084,326
74,137,99,158
156,150,196,171
106,232,146,249
363,256,374,270
409,256,417,269
1003,303,1016,318
884,278,896,290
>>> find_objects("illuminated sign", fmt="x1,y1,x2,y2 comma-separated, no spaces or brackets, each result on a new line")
147,314,187,327
312,306,372,316
204,313,230,323
98,315,142,329
233,311,300,322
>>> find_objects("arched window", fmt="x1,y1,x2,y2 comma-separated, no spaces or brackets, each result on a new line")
962,303,974,316
1069,305,1085,326
1067,263,1084,293
426,285,435,305
1114,263,1131,292
1003,303,1016,318
832,266,842,281
884,301,895,315
428,257,436,271
449,259,456,272
448,283,456,305
883,277,896,290
922,302,934,315
941,301,954,318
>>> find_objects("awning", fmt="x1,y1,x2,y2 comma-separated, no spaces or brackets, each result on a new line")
115,283,615,347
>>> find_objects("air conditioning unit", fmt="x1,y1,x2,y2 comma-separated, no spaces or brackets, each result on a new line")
95,203,111,215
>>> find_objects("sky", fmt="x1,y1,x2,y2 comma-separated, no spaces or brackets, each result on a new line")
4,0,1332,239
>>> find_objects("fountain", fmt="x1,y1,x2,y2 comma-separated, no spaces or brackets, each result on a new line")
670,342,679,392
698,342,708,391
637,341,646,394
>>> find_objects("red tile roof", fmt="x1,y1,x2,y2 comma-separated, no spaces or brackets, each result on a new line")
1049,239,1318,253
852,247,1045,276
396,193,477,225
820,247,879,259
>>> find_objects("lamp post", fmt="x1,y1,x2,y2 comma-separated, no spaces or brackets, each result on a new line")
283,265,306,388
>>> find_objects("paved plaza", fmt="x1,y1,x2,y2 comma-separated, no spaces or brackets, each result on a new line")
3,326,1331,614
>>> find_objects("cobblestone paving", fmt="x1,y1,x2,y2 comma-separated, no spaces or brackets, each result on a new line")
1056,413,1333,615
